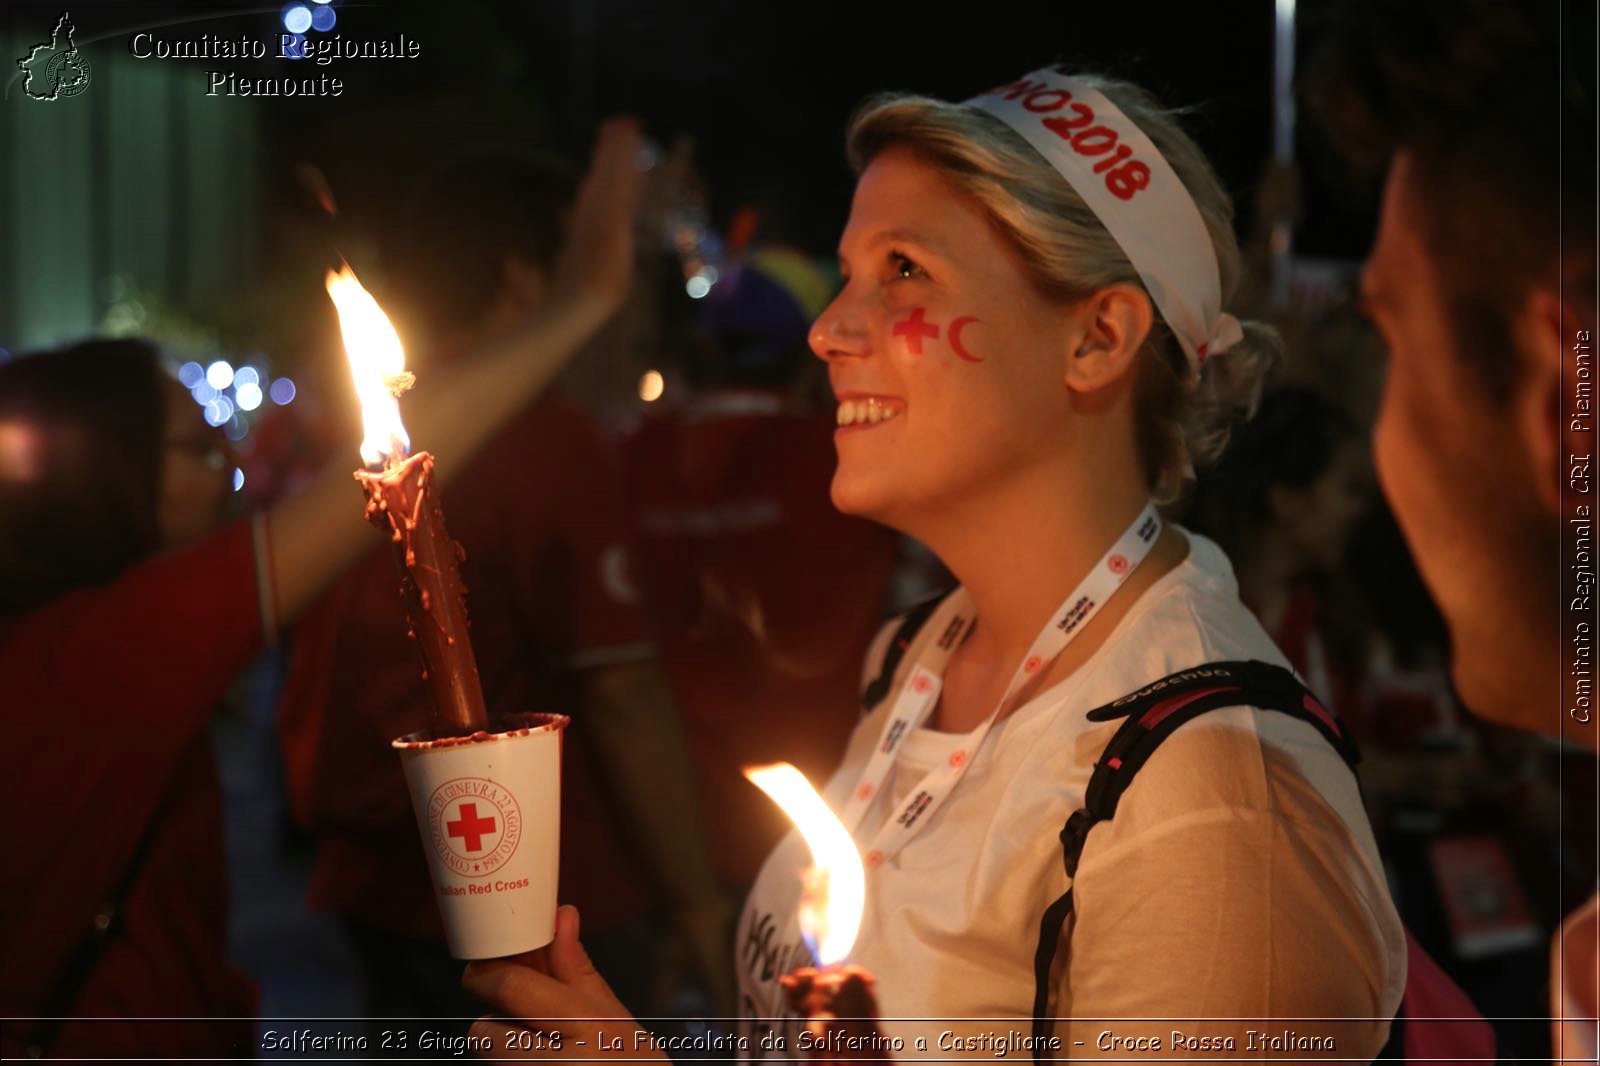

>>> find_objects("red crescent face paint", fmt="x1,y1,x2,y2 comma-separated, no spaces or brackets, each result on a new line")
947,316,984,362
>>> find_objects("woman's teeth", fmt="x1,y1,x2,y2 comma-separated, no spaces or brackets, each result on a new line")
836,398,901,427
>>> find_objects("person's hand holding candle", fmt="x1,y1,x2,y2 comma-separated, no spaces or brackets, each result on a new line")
460,763,879,1061
463,905,666,1063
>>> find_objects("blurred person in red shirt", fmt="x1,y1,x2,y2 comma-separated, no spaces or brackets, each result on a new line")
0,118,649,1059
275,149,733,1028
622,247,897,891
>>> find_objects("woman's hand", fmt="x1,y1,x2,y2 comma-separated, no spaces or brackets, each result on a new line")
554,118,650,326
464,905,667,1062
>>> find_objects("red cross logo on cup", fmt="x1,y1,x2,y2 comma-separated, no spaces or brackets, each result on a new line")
1108,553,1130,576
948,749,968,769
857,782,875,801
911,674,934,694
427,777,522,878
447,803,496,852
1024,655,1043,674
865,850,885,869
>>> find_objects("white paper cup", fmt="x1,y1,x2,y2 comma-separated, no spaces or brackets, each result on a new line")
392,713,569,960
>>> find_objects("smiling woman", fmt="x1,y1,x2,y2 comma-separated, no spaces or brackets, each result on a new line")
463,72,1405,1063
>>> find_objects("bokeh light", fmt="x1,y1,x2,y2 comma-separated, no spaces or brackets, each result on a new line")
638,369,665,403
232,467,245,493
269,377,297,405
311,4,336,31
236,382,264,411
178,361,205,388
204,396,235,426
282,4,313,34
205,360,234,389
191,382,218,405
233,366,260,389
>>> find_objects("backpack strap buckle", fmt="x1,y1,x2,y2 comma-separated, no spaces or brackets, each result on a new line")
1060,808,1097,878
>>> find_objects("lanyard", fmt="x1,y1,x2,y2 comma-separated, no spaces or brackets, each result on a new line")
842,503,1163,867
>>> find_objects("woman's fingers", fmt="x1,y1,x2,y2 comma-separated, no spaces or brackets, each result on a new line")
461,911,629,1021
464,958,578,1020
463,907,648,1061
504,943,554,976
544,906,624,1010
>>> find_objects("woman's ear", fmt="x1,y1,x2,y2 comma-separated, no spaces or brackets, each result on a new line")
1063,283,1154,393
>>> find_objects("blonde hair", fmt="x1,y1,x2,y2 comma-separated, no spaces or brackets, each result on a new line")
846,74,1279,503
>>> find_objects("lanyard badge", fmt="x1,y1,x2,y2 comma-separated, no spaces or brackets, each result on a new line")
843,503,1163,867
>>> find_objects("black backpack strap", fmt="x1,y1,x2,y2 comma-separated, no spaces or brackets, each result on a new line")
860,588,956,713
1030,660,1360,1061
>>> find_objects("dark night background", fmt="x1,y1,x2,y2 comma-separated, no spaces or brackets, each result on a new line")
2,0,1380,359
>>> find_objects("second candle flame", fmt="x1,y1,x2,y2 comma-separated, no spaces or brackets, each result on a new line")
327,264,411,468
745,762,865,966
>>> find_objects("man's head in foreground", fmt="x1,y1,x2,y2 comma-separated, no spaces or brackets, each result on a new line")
1310,0,1596,741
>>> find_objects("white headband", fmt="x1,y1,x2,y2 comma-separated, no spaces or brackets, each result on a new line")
967,69,1243,379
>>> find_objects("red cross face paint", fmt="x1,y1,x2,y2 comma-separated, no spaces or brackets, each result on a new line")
893,306,940,355
394,712,568,959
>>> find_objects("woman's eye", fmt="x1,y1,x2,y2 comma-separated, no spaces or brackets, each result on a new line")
890,252,924,280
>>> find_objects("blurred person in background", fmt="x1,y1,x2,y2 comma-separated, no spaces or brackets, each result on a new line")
1309,0,1597,1059
1186,385,1371,725
621,243,898,912
274,148,735,1032
0,118,647,1059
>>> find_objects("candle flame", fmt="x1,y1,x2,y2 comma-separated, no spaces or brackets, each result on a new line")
745,763,864,965
326,264,411,467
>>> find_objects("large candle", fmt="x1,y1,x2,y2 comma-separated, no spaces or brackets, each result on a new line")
328,264,488,737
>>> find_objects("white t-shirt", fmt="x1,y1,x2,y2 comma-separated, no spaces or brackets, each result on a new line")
737,531,1406,1060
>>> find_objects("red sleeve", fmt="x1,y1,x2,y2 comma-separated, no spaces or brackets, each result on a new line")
0,519,263,1006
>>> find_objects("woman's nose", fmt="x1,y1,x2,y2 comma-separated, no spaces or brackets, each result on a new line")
809,291,871,363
